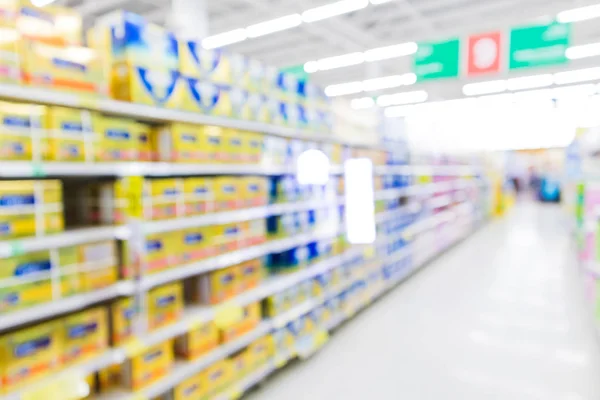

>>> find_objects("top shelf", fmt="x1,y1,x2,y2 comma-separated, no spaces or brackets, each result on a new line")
0,84,383,149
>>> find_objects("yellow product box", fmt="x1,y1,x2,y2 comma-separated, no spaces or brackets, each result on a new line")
197,266,238,305
136,122,153,161
237,258,262,292
2,1,83,45
179,42,230,83
222,128,243,164
204,359,233,397
0,179,64,239
248,335,274,368
21,40,106,95
220,302,260,343
61,307,108,366
0,101,47,161
147,282,183,330
99,364,122,392
174,370,207,400
110,296,136,345
183,176,214,216
145,178,180,220
214,177,240,211
181,78,231,117
93,114,140,162
144,232,177,274
201,125,226,162
110,65,183,109
45,106,98,162
231,349,250,381
220,222,242,253
154,123,203,163
0,27,21,85
77,240,118,291
0,321,61,394
246,132,263,164
243,177,267,208
180,226,212,264
123,340,174,391
175,320,219,361
88,10,179,70
244,218,266,246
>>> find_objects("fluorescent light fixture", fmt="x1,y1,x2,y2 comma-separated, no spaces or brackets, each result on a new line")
246,14,302,38
463,80,507,96
370,0,393,3
302,0,369,23
202,29,247,49
364,42,418,61
557,3,600,23
325,81,363,97
377,90,428,107
351,97,375,109
362,74,411,91
554,67,600,85
566,42,600,60
304,61,319,73
384,105,415,118
507,74,553,91
31,0,55,6
317,52,365,71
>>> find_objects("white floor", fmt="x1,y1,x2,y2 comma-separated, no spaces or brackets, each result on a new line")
247,202,600,400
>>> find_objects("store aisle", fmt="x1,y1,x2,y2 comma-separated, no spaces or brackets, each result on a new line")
248,203,600,400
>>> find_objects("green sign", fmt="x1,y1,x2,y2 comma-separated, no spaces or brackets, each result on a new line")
509,22,570,70
413,38,460,81
281,64,309,80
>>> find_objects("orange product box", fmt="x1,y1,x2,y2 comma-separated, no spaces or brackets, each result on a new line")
220,302,260,343
238,259,263,292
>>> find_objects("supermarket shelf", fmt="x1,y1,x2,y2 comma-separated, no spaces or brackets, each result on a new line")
0,226,120,258
213,362,276,400
0,281,134,332
140,229,340,290
375,187,410,200
144,199,342,235
0,84,379,147
375,165,479,176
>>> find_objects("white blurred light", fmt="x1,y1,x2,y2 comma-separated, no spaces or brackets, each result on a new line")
377,90,428,106
557,3,600,22
370,0,392,3
317,52,365,71
507,74,553,91
325,81,363,97
463,80,507,96
246,14,302,37
364,42,418,61
345,158,376,244
31,0,56,5
202,29,247,49
297,149,330,185
303,61,319,73
302,0,369,22
566,42,600,60
351,97,375,109
554,67,600,85
362,73,415,91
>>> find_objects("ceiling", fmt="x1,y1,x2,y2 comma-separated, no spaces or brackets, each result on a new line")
59,0,600,100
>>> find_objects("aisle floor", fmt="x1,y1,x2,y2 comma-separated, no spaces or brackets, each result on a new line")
247,203,600,400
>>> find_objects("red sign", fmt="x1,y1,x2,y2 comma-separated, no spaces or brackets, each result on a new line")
467,32,502,76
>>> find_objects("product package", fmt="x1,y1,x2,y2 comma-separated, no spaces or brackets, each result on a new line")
173,370,207,400
110,296,136,345
203,359,233,397
179,43,230,84
183,177,214,216
181,78,231,116
147,282,184,330
61,307,109,366
122,340,174,390
174,321,219,360
0,101,47,161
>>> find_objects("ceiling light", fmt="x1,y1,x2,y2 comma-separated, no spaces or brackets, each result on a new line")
362,74,411,91
566,42,600,60
325,81,364,97
31,0,56,6
304,61,319,73
202,29,247,49
351,97,375,109
385,105,416,118
246,14,302,38
507,74,553,91
370,0,392,3
302,0,369,23
557,3,600,23
554,67,600,85
317,52,365,71
364,42,418,61
462,80,507,96
377,90,428,107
